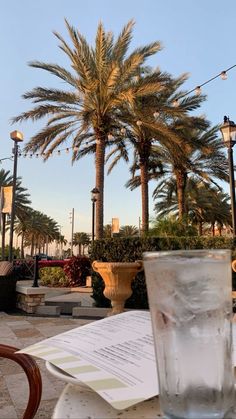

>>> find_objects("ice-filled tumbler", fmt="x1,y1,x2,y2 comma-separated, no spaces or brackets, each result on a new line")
143,250,234,419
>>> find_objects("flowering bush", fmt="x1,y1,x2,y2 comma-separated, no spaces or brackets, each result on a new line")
63,256,91,287
39,267,69,287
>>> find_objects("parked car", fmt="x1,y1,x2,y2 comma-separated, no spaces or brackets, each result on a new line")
33,253,52,261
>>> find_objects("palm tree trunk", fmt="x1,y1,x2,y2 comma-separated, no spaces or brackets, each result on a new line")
175,169,187,220
95,133,105,240
1,213,6,260
140,161,149,234
30,236,35,256
20,233,25,259
198,222,203,236
212,222,215,236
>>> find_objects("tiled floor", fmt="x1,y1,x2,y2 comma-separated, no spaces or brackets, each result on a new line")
0,312,94,418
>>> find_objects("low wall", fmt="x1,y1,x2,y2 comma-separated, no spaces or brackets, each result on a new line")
16,283,46,314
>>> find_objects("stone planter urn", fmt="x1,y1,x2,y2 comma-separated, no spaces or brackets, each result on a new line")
92,260,143,316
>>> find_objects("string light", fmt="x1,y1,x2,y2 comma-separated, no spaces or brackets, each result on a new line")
5,65,235,162
220,71,227,80
195,86,201,96
0,156,13,163
172,99,179,107
173,64,236,106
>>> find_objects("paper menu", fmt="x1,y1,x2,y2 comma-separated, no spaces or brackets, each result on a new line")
18,311,236,411
18,311,158,410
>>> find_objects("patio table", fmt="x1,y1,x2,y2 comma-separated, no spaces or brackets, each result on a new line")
46,360,161,418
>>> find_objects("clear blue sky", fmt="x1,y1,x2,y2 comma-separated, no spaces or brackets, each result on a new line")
1,0,235,241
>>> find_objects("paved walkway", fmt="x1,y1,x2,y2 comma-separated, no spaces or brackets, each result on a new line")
0,312,94,418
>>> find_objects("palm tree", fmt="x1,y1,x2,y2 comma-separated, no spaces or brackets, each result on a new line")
73,232,90,255
154,177,231,236
55,234,67,258
119,225,139,237
150,216,197,237
12,20,172,239
103,224,112,238
0,169,31,259
21,210,59,256
152,124,229,219
107,75,206,233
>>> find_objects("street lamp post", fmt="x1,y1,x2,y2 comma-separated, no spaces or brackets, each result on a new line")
9,130,23,262
220,116,236,236
91,187,99,244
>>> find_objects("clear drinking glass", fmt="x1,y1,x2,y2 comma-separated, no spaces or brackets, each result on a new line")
143,250,234,419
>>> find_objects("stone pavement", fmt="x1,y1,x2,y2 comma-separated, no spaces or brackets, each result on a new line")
0,312,94,418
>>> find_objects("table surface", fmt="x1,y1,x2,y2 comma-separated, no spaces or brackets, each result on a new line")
52,383,161,419
47,361,161,418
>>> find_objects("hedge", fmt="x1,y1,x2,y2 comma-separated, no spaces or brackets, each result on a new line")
89,236,236,308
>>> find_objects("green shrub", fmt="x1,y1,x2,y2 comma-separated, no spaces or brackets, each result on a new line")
39,267,69,287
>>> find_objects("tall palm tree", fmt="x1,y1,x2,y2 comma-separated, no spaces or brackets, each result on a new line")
151,124,229,219
107,75,206,233
12,20,172,239
154,177,231,236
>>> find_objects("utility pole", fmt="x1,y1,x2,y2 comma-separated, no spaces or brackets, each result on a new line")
70,208,74,256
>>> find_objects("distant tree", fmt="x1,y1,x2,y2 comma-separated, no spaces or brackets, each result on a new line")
0,169,31,259
154,177,231,236
119,225,139,237
73,232,90,255
103,224,112,238
150,216,197,237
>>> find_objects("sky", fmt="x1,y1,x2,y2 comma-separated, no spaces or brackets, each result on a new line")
1,0,236,245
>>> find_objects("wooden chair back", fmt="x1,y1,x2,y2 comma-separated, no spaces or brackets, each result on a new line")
0,344,42,419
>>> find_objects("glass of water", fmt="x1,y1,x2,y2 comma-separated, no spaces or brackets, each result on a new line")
143,250,234,419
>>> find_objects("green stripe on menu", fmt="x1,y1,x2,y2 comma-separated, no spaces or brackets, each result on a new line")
51,355,80,364
65,365,100,373
111,398,146,410
84,378,127,390
30,348,61,356
18,344,46,354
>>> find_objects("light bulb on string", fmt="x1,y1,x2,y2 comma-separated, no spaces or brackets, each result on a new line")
195,86,201,96
73,146,79,151
65,148,69,154
120,127,126,135
57,150,61,155
107,133,114,140
153,111,160,118
220,71,227,80
136,120,142,126
172,99,179,108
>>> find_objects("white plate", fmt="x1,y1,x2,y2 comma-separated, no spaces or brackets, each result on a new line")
46,361,92,390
